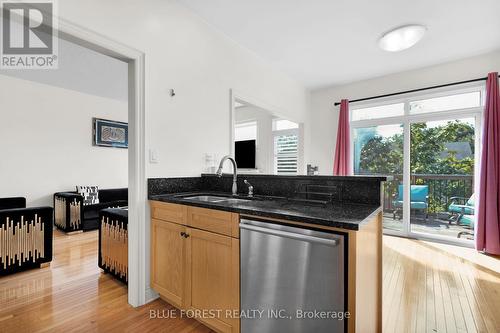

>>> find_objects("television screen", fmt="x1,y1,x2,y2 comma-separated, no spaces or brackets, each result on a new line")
235,140,256,169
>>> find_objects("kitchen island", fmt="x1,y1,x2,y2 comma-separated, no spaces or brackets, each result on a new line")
148,174,386,333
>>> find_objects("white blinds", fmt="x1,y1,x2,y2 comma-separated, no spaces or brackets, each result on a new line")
274,134,298,175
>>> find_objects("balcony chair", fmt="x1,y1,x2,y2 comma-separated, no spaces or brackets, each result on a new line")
448,193,474,223
456,213,475,239
447,194,475,238
392,185,429,221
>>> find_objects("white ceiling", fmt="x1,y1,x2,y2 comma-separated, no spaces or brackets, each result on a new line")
178,0,500,90
0,17,128,101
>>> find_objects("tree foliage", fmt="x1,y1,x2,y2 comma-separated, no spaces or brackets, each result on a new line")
358,120,474,175
356,120,475,213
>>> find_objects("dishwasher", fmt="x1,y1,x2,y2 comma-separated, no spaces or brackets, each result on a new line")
240,218,346,333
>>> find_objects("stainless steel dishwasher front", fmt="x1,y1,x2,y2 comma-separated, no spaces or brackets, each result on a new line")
240,218,345,333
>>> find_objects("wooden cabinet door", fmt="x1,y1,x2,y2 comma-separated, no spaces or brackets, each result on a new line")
151,218,186,308
185,227,240,333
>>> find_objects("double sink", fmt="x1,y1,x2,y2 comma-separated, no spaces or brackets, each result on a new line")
181,195,252,204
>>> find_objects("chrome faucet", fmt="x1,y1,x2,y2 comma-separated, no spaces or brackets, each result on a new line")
244,180,253,197
216,155,238,195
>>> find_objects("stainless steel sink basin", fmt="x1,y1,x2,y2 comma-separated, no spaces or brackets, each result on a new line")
182,195,228,202
182,195,249,204
220,198,249,204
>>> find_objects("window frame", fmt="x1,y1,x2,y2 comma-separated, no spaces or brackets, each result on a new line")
349,83,484,247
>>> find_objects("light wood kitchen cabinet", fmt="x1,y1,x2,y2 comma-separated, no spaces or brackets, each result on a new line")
150,200,382,333
150,201,240,333
187,205,240,238
185,227,240,333
150,218,186,308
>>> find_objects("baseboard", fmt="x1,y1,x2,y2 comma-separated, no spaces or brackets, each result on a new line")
145,287,159,304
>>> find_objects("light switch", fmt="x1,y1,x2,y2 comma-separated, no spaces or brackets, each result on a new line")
149,149,159,163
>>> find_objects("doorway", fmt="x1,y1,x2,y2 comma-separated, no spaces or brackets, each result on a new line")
54,18,146,306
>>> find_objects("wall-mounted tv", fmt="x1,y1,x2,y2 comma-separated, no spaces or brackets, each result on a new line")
235,140,256,169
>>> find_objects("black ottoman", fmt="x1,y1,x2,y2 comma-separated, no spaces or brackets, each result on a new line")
98,208,128,284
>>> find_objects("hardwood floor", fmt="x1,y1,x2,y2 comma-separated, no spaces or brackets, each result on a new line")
1,230,498,332
383,236,500,333
0,230,212,333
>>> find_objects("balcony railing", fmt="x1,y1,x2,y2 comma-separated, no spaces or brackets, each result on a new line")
382,174,474,214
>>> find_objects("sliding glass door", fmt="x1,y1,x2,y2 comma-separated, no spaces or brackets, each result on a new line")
353,124,404,232
409,117,476,241
351,86,482,246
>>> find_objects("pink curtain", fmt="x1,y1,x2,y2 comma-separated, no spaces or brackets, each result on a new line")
476,72,500,255
333,99,351,176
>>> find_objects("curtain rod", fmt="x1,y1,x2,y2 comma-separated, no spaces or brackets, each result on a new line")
333,75,499,106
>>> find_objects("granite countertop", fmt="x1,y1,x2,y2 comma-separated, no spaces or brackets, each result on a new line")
149,192,382,231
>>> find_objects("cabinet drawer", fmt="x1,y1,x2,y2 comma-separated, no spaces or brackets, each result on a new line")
150,201,187,225
187,206,239,238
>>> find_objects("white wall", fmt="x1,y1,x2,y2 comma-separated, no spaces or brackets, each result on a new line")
54,0,308,304
308,50,500,175
0,19,128,101
57,0,309,178
0,75,128,207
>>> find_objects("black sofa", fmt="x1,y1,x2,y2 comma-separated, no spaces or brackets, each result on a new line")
54,188,127,232
0,197,53,276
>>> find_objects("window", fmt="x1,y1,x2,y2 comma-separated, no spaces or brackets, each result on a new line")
353,124,403,175
274,134,298,175
350,85,483,246
351,103,404,121
272,119,299,175
409,91,481,114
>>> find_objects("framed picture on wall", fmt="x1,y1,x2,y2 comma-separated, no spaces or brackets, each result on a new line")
93,118,128,148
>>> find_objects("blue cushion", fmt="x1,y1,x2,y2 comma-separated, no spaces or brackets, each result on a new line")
459,215,475,228
392,200,428,210
466,194,475,206
410,185,429,202
410,201,428,210
449,204,474,215
394,185,429,209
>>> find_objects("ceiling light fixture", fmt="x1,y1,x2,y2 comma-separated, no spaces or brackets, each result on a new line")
378,24,427,52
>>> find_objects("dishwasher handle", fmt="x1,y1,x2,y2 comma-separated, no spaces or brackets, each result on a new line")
240,223,339,247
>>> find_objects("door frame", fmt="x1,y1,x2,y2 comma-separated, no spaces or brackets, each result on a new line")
55,17,148,306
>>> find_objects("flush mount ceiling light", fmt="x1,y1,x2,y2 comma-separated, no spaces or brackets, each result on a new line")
378,24,427,52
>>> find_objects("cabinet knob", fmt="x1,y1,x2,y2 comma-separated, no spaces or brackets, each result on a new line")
180,232,186,237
